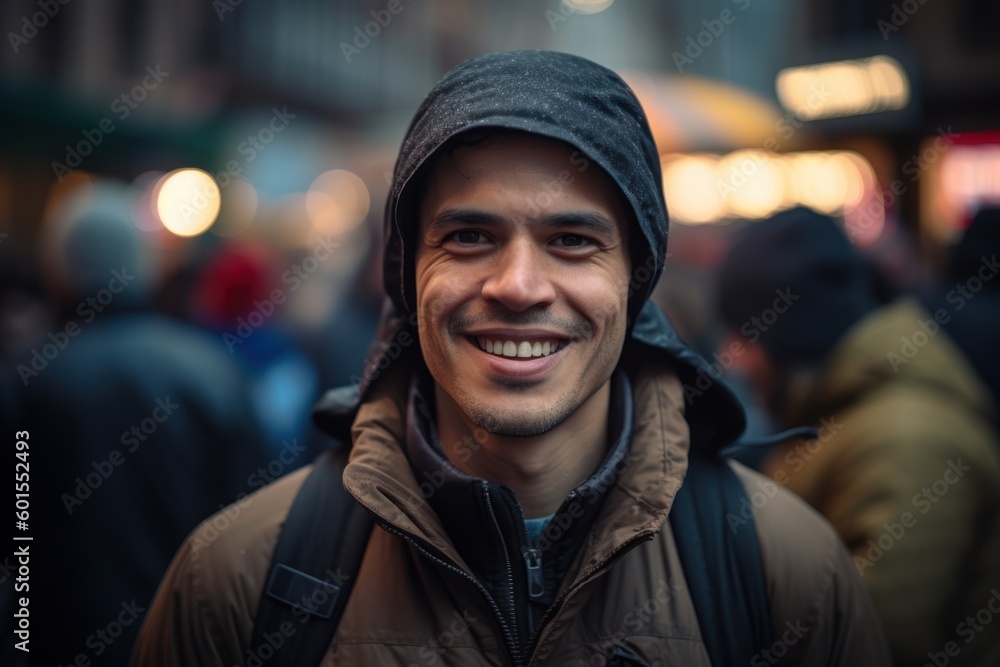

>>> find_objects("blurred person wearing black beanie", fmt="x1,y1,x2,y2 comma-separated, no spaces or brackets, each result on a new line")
715,206,1000,667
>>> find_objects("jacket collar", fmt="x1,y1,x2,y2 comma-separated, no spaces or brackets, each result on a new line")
339,354,691,585
404,368,634,599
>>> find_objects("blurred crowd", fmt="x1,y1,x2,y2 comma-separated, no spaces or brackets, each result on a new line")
2,164,999,667
0,1,998,664
1,178,383,665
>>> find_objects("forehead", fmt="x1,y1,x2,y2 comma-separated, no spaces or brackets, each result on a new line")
416,132,632,233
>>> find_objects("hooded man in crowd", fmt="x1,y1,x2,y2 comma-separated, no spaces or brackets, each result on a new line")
132,50,890,666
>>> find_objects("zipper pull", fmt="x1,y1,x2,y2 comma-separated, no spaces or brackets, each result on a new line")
523,547,545,600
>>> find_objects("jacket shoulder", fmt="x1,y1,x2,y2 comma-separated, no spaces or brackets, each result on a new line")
130,465,312,666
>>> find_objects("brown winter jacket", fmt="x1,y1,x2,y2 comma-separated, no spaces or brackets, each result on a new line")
131,356,890,666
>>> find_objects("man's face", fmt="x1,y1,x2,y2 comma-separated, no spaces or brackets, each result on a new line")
414,133,632,437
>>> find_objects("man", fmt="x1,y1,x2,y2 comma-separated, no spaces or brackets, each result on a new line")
132,51,889,666
715,207,1000,667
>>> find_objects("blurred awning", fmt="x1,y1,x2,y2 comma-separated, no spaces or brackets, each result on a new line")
619,71,783,154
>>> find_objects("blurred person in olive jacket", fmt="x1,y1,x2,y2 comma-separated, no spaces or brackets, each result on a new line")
715,206,1000,667
14,182,272,667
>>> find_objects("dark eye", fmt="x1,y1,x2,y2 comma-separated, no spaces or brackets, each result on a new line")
448,230,487,245
555,234,590,247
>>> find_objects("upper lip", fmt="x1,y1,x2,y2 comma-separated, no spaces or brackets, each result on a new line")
463,328,569,340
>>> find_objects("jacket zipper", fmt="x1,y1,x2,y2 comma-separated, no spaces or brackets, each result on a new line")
374,519,523,667
522,548,544,599
481,483,523,665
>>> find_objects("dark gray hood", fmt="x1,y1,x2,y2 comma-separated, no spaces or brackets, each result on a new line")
316,50,746,454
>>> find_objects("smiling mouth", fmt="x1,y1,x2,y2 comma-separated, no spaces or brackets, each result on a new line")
473,337,563,358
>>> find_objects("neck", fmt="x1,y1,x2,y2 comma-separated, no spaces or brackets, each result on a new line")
434,380,612,518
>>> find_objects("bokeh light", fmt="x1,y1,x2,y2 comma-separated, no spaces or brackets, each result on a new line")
562,0,615,14
662,155,725,224
776,55,910,120
663,150,877,224
719,150,786,219
305,169,370,236
155,168,221,237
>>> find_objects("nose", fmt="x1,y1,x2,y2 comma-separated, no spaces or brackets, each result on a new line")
480,236,557,312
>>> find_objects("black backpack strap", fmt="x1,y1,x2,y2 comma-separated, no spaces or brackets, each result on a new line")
248,450,373,666
669,454,773,666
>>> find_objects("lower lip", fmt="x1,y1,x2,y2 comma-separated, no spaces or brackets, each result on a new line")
469,339,563,380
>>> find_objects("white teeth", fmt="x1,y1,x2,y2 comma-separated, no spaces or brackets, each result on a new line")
476,337,562,358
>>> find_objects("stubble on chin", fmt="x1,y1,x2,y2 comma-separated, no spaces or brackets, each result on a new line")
457,395,578,437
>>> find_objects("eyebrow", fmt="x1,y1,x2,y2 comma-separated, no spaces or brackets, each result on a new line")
428,207,621,239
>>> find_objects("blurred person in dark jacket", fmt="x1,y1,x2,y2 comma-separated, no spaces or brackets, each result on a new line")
716,206,1000,667
15,181,272,666
922,206,1000,426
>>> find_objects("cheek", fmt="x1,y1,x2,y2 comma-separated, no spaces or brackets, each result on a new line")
416,259,479,326
563,266,630,320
